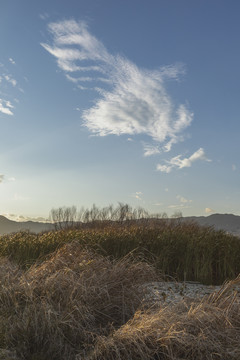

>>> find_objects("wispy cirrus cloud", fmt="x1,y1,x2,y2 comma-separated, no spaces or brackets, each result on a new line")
41,19,193,153
143,143,161,157
39,13,50,21
0,61,24,116
157,148,211,173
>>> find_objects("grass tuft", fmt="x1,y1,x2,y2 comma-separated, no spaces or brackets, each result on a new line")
0,241,158,359
90,276,240,360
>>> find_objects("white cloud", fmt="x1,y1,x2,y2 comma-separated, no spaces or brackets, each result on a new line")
157,148,211,173
9,58,15,65
4,75,17,87
132,191,143,200
156,164,172,173
168,195,192,210
0,174,4,183
168,204,191,210
168,204,182,209
42,19,193,152
143,143,160,157
177,195,192,203
205,207,214,214
0,99,14,115
66,74,109,84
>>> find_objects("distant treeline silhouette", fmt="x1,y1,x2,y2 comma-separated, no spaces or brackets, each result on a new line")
49,203,181,230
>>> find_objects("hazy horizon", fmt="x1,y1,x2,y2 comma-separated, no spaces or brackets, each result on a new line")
1,0,240,222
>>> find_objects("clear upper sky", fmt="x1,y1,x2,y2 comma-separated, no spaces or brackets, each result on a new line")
0,0,240,221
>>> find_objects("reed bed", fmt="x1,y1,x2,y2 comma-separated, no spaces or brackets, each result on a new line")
0,219,240,284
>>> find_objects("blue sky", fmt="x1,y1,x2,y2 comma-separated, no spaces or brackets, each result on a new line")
1,0,240,221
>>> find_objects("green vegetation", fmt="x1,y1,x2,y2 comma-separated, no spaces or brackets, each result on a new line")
0,219,239,284
0,218,240,359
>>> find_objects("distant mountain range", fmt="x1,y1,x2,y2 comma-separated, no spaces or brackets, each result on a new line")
0,215,54,235
184,213,240,237
0,213,240,237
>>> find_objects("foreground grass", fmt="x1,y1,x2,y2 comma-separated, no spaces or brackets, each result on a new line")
0,240,240,359
0,219,240,284
91,277,240,360
0,241,157,360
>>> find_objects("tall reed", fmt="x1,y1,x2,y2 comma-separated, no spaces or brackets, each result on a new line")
0,219,239,284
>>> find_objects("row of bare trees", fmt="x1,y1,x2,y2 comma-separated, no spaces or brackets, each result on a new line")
49,203,182,230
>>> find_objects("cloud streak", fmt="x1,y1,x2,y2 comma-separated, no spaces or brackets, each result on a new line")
0,99,14,115
157,148,211,173
42,19,193,152
0,61,24,116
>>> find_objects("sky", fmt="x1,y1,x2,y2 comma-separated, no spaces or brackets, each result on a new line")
0,0,240,221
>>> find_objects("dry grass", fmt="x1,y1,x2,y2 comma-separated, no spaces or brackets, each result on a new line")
90,276,240,360
1,236,240,359
0,241,158,360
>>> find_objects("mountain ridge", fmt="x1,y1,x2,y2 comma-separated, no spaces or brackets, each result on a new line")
0,215,54,235
0,213,240,236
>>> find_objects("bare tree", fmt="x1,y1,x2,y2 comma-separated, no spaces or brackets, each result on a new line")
49,203,165,230
49,206,78,230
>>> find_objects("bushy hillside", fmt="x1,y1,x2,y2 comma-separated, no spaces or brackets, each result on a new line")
0,219,240,284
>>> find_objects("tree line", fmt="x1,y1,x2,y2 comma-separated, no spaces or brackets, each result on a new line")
49,203,182,230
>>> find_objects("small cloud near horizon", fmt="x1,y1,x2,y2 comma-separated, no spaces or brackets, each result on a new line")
177,195,192,204
205,207,214,214
133,191,143,200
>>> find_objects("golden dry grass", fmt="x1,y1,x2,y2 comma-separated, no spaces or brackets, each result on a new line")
0,241,158,360
90,276,240,360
